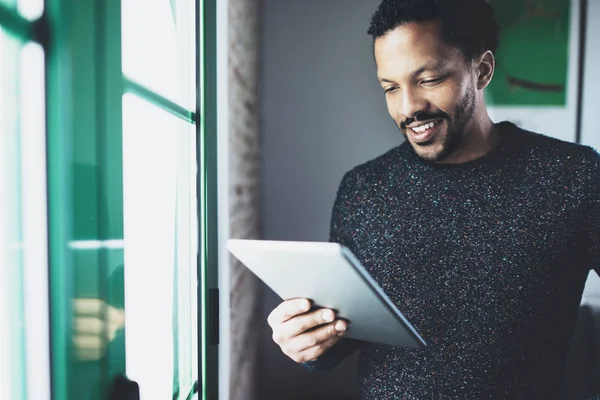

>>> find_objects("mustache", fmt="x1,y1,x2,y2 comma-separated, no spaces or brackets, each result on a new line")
400,112,448,130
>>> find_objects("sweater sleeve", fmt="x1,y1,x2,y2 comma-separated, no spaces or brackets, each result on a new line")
586,148,600,277
302,171,365,371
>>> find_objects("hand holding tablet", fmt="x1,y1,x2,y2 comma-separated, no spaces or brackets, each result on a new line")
267,297,348,363
227,239,426,355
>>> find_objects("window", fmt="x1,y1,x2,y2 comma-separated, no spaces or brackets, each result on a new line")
0,18,50,400
121,94,198,399
0,0,217,398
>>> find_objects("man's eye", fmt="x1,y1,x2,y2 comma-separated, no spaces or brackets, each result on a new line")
422,77,443,85
384,87,398,94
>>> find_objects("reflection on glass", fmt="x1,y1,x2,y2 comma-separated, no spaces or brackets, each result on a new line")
72,298,125,361
69,239,127,399
19,40,50,400
0,26,25,400
122,0,196,109
0,0,15,11
122,93,198,399
17,0,43,20
67,27,126,396
70,162,126,398
0,29,50,400
0,0,43,20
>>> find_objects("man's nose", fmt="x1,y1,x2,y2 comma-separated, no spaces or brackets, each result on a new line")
399,88,428,121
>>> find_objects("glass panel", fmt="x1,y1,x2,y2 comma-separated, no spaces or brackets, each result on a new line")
66,4,126,394
0,27,26,400
19,41,50,400
0,29,49,400
0,0,44,21
69,90,125,400
122,93,198,400
0,0,16,11
17,0,43,21
122,0,196,109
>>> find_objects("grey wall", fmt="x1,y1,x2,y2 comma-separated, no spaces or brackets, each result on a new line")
259,0,403,398
260,0,401,242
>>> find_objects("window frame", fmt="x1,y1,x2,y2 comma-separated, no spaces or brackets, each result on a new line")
0,0,219,398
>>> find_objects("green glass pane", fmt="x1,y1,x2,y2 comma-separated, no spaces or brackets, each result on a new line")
0,26,26,400
0,0,43,20
122,93,198,399
68,119,127,393
122,0,196,109
61,3,126,398
0,0,16,10
68,137,127,395
68,104,126,400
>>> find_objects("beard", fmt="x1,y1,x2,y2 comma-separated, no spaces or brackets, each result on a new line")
400,83,477,163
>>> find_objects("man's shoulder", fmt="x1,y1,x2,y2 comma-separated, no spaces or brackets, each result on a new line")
508,122,598,166
338,143,411,189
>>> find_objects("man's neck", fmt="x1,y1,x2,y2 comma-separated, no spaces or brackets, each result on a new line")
438,117,499,165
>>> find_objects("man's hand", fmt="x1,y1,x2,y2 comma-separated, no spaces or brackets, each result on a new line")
267,298,348,363
72,298,125,361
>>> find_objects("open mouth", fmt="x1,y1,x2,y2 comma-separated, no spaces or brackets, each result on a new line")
408,119,442,143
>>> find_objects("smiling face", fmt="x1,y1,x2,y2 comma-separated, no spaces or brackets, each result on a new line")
375,20,482,162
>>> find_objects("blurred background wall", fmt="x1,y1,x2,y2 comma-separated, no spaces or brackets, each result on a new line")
258,0,388,398
227,0,263,399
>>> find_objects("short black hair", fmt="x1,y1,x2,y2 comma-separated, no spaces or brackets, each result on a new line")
367,0,500,60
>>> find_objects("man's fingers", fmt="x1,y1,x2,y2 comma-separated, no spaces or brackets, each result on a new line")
107,305,125,326
73,334,104,351
73,298,105,316
267,298,311,326
73,317,104,335
295,336,342,363
268,300,350,364
75,348,105,362
73,335,106,361
275,308,337,341
290,320,346,354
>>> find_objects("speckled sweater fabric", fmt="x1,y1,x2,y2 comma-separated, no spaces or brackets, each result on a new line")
305,122,600,399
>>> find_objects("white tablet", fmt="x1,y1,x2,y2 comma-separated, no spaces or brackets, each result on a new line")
227,239,426,348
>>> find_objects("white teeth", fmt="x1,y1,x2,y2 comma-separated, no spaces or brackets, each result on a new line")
411,120,438,133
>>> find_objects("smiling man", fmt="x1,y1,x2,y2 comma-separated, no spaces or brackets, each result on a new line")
266,0,600,398
375,16,497,165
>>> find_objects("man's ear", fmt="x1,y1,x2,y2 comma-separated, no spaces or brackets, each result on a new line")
475,50,495,90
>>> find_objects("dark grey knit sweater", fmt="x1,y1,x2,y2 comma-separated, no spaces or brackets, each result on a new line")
305,122,600,399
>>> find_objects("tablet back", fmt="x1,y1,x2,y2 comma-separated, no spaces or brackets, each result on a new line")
227,239,426,348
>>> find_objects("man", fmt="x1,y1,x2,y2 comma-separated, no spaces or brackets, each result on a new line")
267,0,600,398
